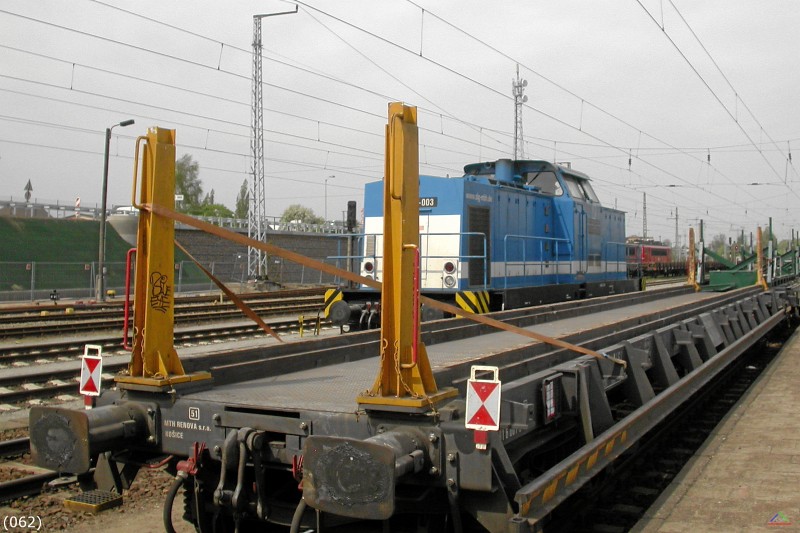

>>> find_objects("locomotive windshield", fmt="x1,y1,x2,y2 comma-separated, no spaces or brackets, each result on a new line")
562,174,600,203
524,171,562,196
579,180,600,202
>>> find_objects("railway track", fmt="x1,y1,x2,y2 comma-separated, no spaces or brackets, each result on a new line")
0,437,49,504
0,314,329,363
0,437,79,504
0,287,326,339
645,276,688,287
0,287,326,315
0,316,335,404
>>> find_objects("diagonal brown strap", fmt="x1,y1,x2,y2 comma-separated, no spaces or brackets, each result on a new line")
150,203,380,290
419,296,626,368
174,239,284,343
147,203,624,367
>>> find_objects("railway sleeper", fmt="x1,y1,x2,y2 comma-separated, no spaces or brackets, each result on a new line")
25,286,797,532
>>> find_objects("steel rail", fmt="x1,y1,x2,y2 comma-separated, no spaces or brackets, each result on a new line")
0,313,328,364
0,472,58,503
0,300,323,338
0,438,30,458
0,287,327,316
0,297,320,325
645,276,688,286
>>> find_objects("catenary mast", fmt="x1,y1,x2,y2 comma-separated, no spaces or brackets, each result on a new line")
513,64,528,160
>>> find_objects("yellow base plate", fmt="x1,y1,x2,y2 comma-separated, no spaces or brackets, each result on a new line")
357,387,458,409
115,371,212,390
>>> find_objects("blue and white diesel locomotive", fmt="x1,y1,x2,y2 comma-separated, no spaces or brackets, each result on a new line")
327,158,637,327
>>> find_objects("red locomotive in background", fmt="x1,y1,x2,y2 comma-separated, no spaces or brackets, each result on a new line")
626,239,686,277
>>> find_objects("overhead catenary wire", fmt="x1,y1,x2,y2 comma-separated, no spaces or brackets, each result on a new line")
0,2,795,236
289,2,785,218
0,41,516,177
0,3,782,200
664,0,798,183
399,0,764,192
633,0,800,198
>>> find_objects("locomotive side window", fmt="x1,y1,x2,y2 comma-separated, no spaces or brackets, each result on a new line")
651,249,669,257
524,171,563,196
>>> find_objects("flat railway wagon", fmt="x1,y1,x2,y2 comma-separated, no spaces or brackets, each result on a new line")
27,109,799,533
328,158,637,329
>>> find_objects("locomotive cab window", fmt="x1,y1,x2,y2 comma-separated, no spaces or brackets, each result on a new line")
562,176,583,200
579,180,600,203
524,171,562,196
562,175,599,203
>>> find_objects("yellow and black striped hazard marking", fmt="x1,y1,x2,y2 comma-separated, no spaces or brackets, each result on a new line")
517,429,629,516
323,288,343,318
455,290,490,314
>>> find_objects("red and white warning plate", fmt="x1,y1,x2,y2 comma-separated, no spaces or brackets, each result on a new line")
79,344,103,396
465,365,501,431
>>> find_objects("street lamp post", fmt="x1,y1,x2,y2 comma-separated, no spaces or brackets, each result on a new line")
325,175,335,223
97,119,135,302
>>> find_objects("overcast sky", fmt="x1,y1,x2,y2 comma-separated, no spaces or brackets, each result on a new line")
1,0,798,244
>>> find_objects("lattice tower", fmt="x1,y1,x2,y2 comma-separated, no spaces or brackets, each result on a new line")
248,15,267,278
512,64,528,160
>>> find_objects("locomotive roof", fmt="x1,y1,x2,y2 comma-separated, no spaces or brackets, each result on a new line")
463,159,593,181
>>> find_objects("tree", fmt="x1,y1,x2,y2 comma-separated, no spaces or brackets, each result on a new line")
709,233,727,256
280,204,324,225
175,154,202,211
202,189,215,205
187,203,234,218
235,180,249,219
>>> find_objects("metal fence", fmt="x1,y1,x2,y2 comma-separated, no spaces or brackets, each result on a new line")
0,259,346,302
0,198,352,235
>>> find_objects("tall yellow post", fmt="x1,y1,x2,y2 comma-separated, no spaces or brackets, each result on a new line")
687,228,700,291
117,127,210,388
756,227,768,290
357,104,456,410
